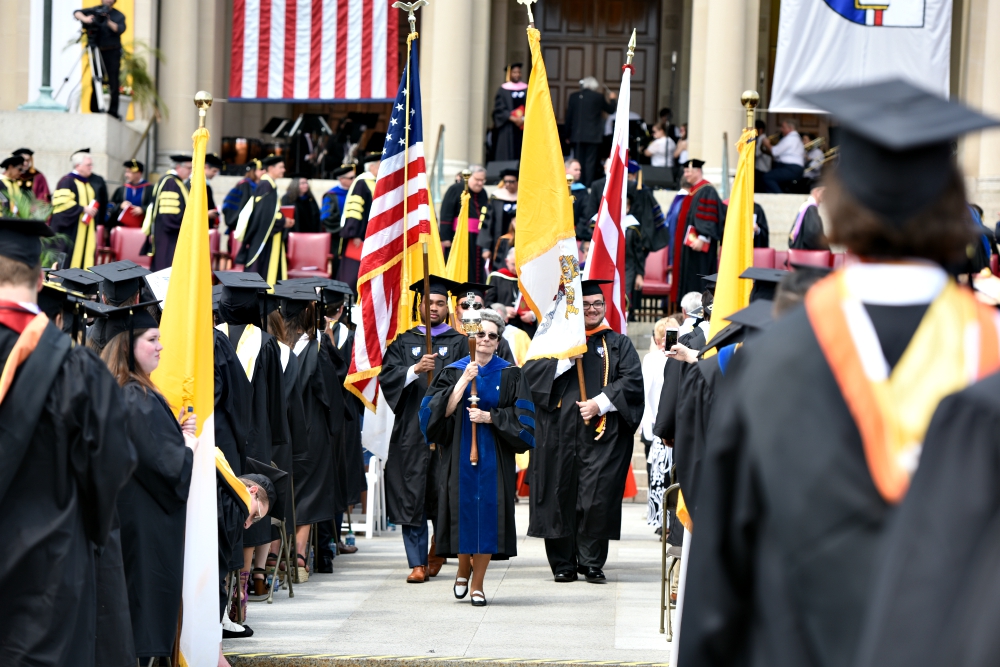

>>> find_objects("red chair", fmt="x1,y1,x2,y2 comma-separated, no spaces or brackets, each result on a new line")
787,249,832,269
774,250,789,270
208,229,223,270
229,238,245,272
641,247,672,297
110,227,151,269
992,254,999,276
95,225,113,264
286,232,333,278
831,252,848,270
753,247,775,268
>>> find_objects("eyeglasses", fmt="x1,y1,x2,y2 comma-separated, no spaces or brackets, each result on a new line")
250,504,264,524
503,179,517,185
583,301,605,310
475,331,499,341
461,302,484,310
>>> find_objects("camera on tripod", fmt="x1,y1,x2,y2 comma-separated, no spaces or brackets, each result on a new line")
82,7,110,35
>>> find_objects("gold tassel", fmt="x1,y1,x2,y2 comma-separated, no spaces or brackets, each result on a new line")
594,335,610,440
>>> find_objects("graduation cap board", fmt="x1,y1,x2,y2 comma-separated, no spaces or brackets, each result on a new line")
406,275,461,297
797,79,1000,225
215,271,270,292
581,279,613,297
701,299,774,356
49,268,102,296
740,267,789,302
243,458,288,523
0,219,53,266
88,260,152,303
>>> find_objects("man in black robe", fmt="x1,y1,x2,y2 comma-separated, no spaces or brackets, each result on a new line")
677,81,1000,667
235,155,291,285
788,183,829,250
50,151,100,269
566,79,617,187
523,279,643,583
144,154,191,271
380,276,468,583
478,168,518,267
492,63,527,162
213,271,288,621
670,159,723,304
0,219,136,667
337,154,380,291
108,159,154,231
438,167,489,282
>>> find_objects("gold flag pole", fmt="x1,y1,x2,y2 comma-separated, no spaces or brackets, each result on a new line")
195,90,213,129
741,90,759,131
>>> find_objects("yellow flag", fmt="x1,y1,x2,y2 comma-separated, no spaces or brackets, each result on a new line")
516,27,587,361
704,128,757,348
444,189,470,284
150,125,220,666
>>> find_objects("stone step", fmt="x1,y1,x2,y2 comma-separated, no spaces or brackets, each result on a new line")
227,653,669,667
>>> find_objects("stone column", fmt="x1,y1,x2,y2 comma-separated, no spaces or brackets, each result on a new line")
685,0,759,185
0,0,32,111
468,0,492,166
421,0,480,177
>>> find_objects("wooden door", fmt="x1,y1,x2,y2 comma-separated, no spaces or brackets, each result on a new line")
536,0,660,124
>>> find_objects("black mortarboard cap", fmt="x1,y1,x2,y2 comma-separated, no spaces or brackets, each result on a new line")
581,279,613,297
170,154,192,164
740,267,789,302
49,267,102,296
407,275,461,297
700,273,718,285
38,283,72,319
798,79,1000,225
204,153,225,170
789,262,833,277
89,260,152,303
507,62,524,70
499,168,519,180
214,271,270,291
246,158,262,172
241,472,278,516
96,300,161,370
454,281,494,301
12,148,33,156
123,159,144,173
262,155,285,167
1,156,24,170
75,148,91,154
681,159,705,169
212,284,223,311
0,219,53,266
272,284,319,319
701,322,745,354
361,152,382,165
724,299,774,330
332,165,355,178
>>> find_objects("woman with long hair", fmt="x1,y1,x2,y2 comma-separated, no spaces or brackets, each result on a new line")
100,306,196,664
419,309,535,606
281,177,321,233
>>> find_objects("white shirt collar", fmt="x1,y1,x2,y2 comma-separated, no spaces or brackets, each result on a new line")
843,260,947,306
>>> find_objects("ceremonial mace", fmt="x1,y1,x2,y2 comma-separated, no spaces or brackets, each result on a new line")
422,241,432,384
741,90,759,131
460,292,481,466
518,0,538,27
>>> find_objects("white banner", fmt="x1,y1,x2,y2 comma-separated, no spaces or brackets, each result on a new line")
771,0,952,113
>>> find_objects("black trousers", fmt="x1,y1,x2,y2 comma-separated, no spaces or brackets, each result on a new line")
574,141,603,188
543,510,610,573
89,47,121,118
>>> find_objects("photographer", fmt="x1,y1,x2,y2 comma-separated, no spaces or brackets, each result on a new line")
74,0,126,118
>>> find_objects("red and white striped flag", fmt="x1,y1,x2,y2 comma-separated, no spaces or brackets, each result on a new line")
344,37,429,411
583,62,632,334
229,0,398,102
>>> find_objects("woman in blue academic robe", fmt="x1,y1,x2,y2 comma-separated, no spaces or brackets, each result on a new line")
420,309,535,607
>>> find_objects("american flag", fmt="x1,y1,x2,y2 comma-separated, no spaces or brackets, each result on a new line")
229,0,398,102
344,37,429,411
583,64,632,334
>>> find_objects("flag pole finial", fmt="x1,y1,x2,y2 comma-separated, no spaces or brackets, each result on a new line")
741,90,759,130
462,168,472,193
392,0,428,37
626,29,637,65
517,0,538,27
194,91,213,129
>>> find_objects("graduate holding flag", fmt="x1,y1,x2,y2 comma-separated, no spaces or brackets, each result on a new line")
515,15,643,584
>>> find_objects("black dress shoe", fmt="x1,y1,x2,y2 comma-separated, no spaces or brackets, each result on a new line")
554,570,578,582
222,623,254,638
584,567,606,583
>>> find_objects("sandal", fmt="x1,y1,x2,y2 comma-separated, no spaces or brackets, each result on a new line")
265,552,279,568
249,568,269,600
229,571,251,622
294,553,310,583
470,590,487,607
453,576,469,600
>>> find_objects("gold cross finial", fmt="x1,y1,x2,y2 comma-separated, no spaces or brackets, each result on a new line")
391,0,428,36
626,29,637,65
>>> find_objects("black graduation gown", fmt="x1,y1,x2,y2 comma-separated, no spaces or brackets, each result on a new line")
222,178,255,225
675,182,723,300
492,84,526,161
321,334,352,515
216,468,249,618
677,307,901,667
283,192,322,233
789,205,829,250
118,383,192,658
50,172,98,269
0,323,136,667
420,358,535,558
272,342,296,486
108,181,154,229
220,324,289,548
214,329,251,478
236,176,286,283
438,185,490,282
381,326,469,525
624,222,647,295
337,174,374,289
853,371,1000,667
291,338,338,524
90,172,110,229
144,173,187,271
478,195,517,264
753,202,770,248
488,270,518,309
94,514,135,667
336,326,368,506
522,330,643,540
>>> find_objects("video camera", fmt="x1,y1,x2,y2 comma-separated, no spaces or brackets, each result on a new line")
80,6,111,36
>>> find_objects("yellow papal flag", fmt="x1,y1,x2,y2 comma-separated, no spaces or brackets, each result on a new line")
444,187,471,289
150,126,220,666
516,27,587,362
